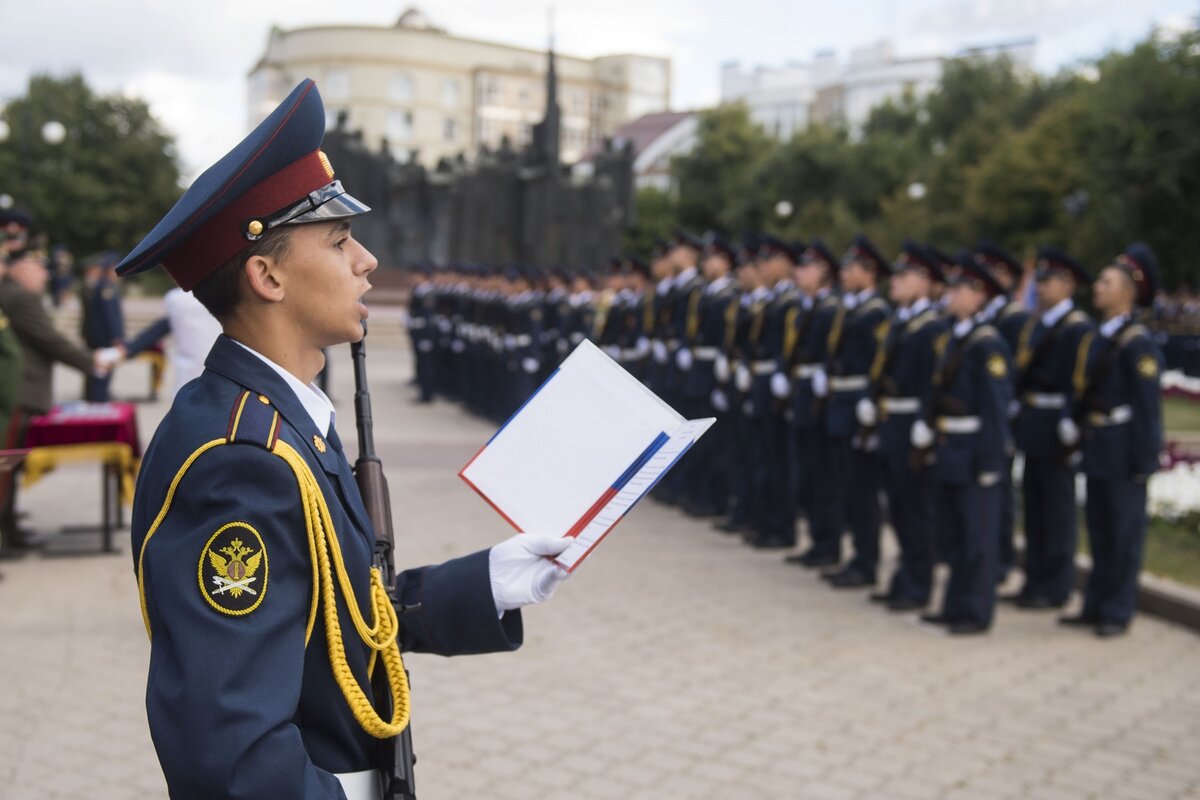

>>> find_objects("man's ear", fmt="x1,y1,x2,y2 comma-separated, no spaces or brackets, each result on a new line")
243,253,285,303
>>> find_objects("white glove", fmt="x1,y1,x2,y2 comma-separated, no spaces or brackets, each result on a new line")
634,337,651,359
489,534,572,615
770,372,790,399
735,363,752,393
1007,400,1021,419
604,345,620,360
856,398,877,426
676,347,693,371
714,354,731,383
1057,417,1080,447
652,340,669,364
711,388,729,413
910,419,934,449
504,334,517,350
95,346,123,368
812,368,828,398
521,357,540,374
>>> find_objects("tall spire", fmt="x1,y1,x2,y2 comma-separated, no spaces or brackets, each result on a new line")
532,7,560,166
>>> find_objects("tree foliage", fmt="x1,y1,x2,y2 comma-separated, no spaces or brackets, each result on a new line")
635,30,1200,287
0,73,181,260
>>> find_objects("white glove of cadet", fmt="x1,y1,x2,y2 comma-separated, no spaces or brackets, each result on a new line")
735,363,752,393
910,419,934,449
711,388,729,413
811,367,828,398
652,340,669,364
770,372,790,399
521,357,540,374
714,353,731,383
1057,416,1080,447
676,347,693,371
489,534,572,615
856,397,877,426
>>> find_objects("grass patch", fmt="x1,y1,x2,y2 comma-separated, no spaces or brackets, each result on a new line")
1077,515,1200,588
1164,396,1200,434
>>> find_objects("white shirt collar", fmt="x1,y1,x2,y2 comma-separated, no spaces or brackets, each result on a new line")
233,340,336,436
1100,312,1130,338
675,266,697,286
982,295,1007,321
953,317,974,339
1041,298,1074,327
705,274,732,295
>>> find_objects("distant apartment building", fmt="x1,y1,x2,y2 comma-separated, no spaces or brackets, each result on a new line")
248,8,671,166
721,38,1036,139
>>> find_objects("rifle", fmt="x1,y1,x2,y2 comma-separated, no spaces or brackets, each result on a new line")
352,324,418,800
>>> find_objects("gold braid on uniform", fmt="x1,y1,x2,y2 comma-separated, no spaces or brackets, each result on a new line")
137,437,411,739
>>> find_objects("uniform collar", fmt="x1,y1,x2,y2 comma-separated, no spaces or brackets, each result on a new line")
231,339,336,436
982,294,1007,321
1041,298,1074,327
674,266,697,286
705,274,733,295
1100,312,1130,339
952,317,974,339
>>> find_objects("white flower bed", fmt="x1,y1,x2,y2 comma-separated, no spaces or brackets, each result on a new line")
1148,461,1200,523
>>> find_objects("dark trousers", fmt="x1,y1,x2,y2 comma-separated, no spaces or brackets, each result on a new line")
0,410,31,549
937,480,1000,626
807,431,849,559
1083,477,1147,625
682,396,727,516
882,454,935,603
845,446,882,575
723,404,753,526
85,373,112,402
1021,457,1078,604
998,453,1016,575
789,425,814,525
753,411,794,543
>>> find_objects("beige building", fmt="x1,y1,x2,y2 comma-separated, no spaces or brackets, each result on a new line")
248,8,671,166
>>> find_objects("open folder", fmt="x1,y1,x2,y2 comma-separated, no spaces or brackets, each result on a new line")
459,340,715,571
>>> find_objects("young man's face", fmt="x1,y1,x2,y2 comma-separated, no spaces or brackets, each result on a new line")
1092,266,1134,315
1035,272,1075,310
947,283,987,320
8,253,48,294
275,220,377,348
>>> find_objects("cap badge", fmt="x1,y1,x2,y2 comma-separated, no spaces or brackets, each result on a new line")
319,150,335,180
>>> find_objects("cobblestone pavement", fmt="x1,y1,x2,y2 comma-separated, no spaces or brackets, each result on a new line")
1,308,1199,799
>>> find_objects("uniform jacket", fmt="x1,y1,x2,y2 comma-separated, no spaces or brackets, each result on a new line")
0,276,93,414
930,323,1013,485
132,335,521,799
1079,319,1163,480
783,291,838,430
876,305,948,460
825,292,890,438
1013,304,1096,459
82,276,125,348
682,279,739,400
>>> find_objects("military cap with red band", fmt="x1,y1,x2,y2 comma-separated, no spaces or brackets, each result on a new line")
1113,242,1160,308
1035,245,1090,285
974,240,1022,284
842,233,890,276
949,250,1004,298
115,79,370,291
892,239,944,283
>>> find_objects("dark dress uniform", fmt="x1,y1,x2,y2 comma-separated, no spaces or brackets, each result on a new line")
874,300,947,606
718,286,769,531
822,289,890,579
81,269,125,402
1013,252,1096,607
408,274,437,402
927,315,1013,632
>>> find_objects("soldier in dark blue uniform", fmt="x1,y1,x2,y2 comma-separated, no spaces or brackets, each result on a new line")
679,233,739,518
917,254,1013,635
1010,247,1096,609
114,80,572,800
407,263,437,403
657,231,704,506
81,252,125,401
1061,243,1164,637
782,240,840,564
820,235,891,585
862,242,948,609
975,241,1030,583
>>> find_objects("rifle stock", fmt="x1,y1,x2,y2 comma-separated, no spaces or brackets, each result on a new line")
351,326,417,800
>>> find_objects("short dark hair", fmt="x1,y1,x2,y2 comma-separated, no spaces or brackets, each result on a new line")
192,227,292,321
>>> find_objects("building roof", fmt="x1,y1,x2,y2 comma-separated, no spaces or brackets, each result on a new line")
605,111,695,158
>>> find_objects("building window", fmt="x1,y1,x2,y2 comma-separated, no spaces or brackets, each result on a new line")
479,76,500,106
387,109,414,142
441,79,460,108
443,118,457,143
389,72,413,102
519,86,531,108
324,69,351,101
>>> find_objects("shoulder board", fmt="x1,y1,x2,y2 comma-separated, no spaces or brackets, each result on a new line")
965,324,1001,350
225,390,283,451
1117,323,1150,347
860,297,889,314
1065,310,1092,327
818,295,840,309
907,309,939,335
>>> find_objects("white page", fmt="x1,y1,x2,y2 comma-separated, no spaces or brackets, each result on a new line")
460,340,684,537
555,417,716,571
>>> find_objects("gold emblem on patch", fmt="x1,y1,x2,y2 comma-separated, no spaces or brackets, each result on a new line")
318,150,335,179
199,522,268,616
313,434,326,453
1137,354,1158,379
986,353,1007,379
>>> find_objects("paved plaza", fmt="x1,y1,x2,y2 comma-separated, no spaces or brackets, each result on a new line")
1,305,1198,800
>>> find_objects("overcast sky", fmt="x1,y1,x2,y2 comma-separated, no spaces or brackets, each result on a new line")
2,0,1196,182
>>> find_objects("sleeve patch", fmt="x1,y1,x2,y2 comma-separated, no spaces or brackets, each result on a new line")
987,353,1007,379
199,522,269,616
1136,354,1159,379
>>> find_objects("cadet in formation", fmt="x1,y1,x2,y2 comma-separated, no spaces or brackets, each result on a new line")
411,230,1165,638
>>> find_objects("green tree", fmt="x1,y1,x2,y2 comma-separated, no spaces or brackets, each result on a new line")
0,73,181,260
625,186,677,256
